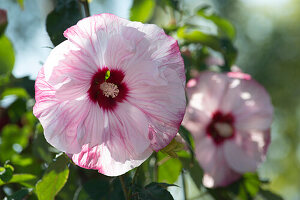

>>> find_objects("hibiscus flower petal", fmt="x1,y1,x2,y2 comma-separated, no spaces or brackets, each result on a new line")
127,68,186,151
224,130,269,173
195,137,240,188
33,68,91,154
72,102,153,176
220,76,273,131
71,143,152,176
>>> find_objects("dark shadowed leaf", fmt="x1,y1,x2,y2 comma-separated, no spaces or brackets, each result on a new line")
77,179,110,200
32,123,53,163
7,188,32,200
0,163,14,182
256,189,284,200
46,0,82,46
131,182,175,200
35,154,70,200
179,157,203,189
178,125,195,156
207,173,261,200
156,0,180,11
130,0,155,23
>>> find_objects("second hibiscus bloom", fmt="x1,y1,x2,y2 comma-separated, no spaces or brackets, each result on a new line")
183,71,273,188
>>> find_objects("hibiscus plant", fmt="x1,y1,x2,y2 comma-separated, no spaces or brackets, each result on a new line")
0,0,285,200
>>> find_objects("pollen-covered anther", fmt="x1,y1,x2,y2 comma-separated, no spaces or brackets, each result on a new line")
100,82,119,98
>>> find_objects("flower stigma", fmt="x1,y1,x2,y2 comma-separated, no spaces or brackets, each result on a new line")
105,70,111,81
100,82,119,98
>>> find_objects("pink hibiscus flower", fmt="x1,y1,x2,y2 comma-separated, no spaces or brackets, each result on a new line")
183,71,273,187
33,13,186,176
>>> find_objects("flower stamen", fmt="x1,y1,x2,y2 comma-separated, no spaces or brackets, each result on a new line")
100,82,119,98
214,122,233,138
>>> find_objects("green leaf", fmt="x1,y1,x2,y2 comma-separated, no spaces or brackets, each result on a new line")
0,35,14,78
17,0,24,10
0,124,31,162
1,87,29,99
179,157,203,189
0,174,37,187
177,26,237,68
160,138,185,158
131,182,175,200
243,173,260,198
197,8,236,40
178,125,195,156
157,152,182,184
0,76,35,98
207,173,261,200
257,189,284,200
32,124,53,163
7,98,27,122
130,0,155,23
46,0,82,46
156,0,180,11
6,188,32,200
35,154,70,200
0,163,14,182
178,27,221,49
77,179,110,200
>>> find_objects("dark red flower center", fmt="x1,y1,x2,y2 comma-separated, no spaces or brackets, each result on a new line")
206,111,235,145
88,67,128,110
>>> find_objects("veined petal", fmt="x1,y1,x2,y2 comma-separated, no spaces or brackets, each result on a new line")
71,102,153,176
127,22,185,84
127,68,186,151
33,68,91,154
64,13,129,68
44,41,97,85
71,143,152,176
43,40,97,102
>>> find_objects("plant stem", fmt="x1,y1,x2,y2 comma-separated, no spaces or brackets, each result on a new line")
132,166,141,185
182,170,187,200
80,0,90,17
154,152,158,182
119,175,129,200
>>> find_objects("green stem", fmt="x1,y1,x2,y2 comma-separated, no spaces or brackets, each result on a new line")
119,176,129,200
132,166,141,185
154,152,158,182
127,166,141,199
182,170,187,200
80,0,90,17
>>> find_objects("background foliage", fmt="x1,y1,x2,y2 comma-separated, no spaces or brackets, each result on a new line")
0,0,299,199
